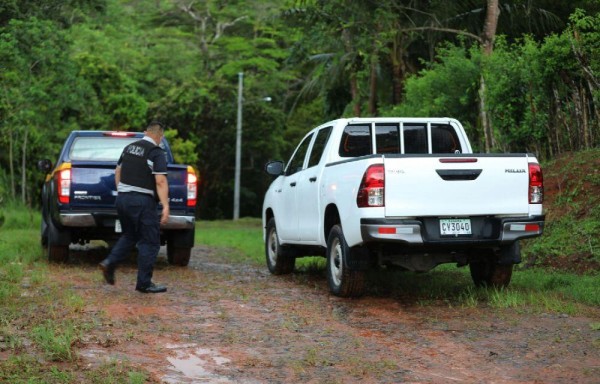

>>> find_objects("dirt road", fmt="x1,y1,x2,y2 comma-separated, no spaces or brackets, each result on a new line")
64,245,599,383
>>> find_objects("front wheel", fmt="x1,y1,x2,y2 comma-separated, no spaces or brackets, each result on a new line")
265,218,295,275
326,225,365,297
469,262,513,288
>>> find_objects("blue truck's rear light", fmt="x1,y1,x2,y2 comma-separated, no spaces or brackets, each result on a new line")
186,166,198,207
57,168,71,204
103,132,137,137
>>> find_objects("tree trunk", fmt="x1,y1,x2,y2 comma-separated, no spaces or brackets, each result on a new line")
368,54,378,115
21,129,28,204
479,76,491,153
479,0,500,153
391,60,404,105
572,84,584,150
342,28,361,117
552,87,564,155
482,0,500,56
9,129,15,199
582,86,590,149
350,74,361,117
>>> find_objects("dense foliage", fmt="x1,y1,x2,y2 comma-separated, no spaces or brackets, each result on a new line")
0,0,599,218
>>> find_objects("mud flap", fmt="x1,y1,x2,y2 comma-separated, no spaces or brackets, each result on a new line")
344,246,371,271
498,241,521,265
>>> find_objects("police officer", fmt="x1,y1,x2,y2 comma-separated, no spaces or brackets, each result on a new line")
99,121,169,293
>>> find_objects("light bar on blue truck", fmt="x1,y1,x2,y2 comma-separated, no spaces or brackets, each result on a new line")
103,132,137,137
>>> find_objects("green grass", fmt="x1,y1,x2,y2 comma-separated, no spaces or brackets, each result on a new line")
32,321,78,361
195,218,264,263
195,219,326,269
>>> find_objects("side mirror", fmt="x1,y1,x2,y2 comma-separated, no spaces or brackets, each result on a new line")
38,159,53,173
264,160,284,176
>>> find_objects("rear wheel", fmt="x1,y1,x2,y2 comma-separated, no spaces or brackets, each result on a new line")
47,219,69,263
41,214,49,248
265,218,295,274
326,225,365,297
469,260,513,288
166,229,194,266
167,245,191,266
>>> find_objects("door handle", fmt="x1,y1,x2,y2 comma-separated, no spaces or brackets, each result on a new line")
309,177,317,182
290,182,296,187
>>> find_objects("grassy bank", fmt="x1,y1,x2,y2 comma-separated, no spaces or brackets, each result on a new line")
521,148,600,272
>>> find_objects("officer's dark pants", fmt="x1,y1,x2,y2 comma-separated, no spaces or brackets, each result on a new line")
105,192,160,289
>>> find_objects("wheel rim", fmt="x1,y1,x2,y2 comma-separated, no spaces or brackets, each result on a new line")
329,237,342,286
268,228,278,266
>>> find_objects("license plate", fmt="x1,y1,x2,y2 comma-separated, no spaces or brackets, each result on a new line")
440,218,471,236
115,219,122,233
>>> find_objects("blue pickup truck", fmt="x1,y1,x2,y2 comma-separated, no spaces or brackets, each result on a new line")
38,131,198,266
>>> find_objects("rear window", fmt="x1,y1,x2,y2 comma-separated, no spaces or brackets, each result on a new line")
69,137,139,161
377,123,461,154
339,125,372,157
403,123,428,154
431,124,461,153
375,124,400,154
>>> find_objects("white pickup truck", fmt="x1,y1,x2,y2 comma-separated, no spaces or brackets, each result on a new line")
262,118,544,297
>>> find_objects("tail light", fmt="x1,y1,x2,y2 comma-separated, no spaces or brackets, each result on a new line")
528,163,543,204
357,164,384,207
186,166,198,207
56,163,72,204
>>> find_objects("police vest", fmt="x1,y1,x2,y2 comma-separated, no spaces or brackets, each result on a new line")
120,139,163,194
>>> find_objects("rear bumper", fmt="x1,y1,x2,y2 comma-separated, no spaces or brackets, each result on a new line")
360,215,544,247
59,213,195,230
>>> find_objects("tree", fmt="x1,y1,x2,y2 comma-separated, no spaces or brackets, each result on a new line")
0,18,86,204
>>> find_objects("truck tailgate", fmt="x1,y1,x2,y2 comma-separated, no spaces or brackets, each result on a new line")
383,156,531,217
70,163,118,209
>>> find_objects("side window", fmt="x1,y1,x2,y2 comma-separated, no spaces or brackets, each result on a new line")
339,124,372,157
431,124,461,154
403,123,428,154
307,126,333,168
375,124,400,154
286,133,313,176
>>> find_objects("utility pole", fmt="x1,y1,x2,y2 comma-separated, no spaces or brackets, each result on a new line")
233,72,243,220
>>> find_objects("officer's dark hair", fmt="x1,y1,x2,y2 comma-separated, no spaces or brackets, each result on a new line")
146,120,165,133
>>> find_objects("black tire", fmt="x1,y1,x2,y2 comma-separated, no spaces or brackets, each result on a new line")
167,245,191,266
47,219,69,263
469,261,513,288
265,218,295,275
166,229,194,266
326,225,365,297
41,214,48,247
